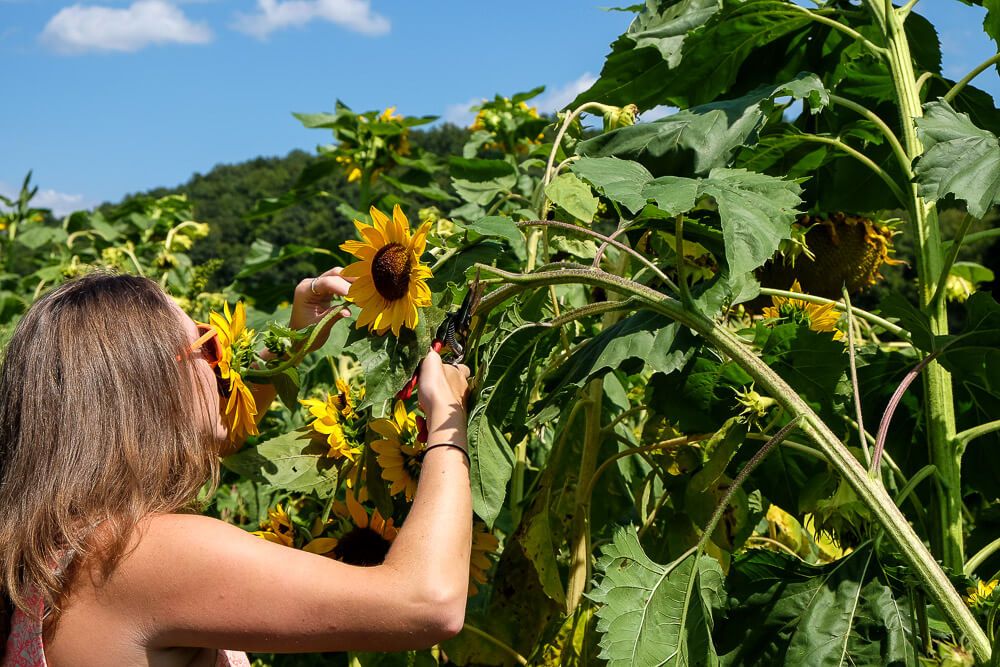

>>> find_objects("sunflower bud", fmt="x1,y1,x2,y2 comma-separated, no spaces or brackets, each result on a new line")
603,104,639,131
734,384,777,425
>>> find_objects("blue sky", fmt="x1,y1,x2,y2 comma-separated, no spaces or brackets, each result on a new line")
1,1,997,214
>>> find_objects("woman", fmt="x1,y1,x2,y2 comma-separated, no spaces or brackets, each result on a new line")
0,268,472,666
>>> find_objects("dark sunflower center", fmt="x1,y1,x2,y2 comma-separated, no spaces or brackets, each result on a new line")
333,527,391,566
371,243,412,301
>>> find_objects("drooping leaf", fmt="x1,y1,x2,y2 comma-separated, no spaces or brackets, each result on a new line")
571,157,655,215
697,167,803,275
450,158,519,206
914,100,1000,218
589,528,725,667
516,483,566,605
467,401,515,528
572,0,818,111
546,310,696,394
752,322,848,408
222,430,338,497
576,75,828,178
342,326,420,415
717,546,915,666
468,323,554,526
465,215,523,247
570,0,722,111
545,172,599,223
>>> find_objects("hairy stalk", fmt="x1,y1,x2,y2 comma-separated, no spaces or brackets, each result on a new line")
944,53,1000,104
795,134,909,207
476,264,990,658
929,213,974,310
843,286,870,466
965,537,1000,576
829,93,912,178
566,379,604,615
863,0,962,573
955,419,1000,451
872,349,941,473
462,624,528,665
698,418,801,551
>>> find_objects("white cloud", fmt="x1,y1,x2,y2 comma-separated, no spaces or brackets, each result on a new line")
0,182,93,217
534,73,598,114
233,0,389,39
41,0,212,54
442,97,482,127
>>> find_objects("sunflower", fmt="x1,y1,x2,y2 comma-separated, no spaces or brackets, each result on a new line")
340,205,433,337
208,301,259,441
329,490,398,566
300,393,362,461
469,522,499,596
332,377,364,419
252,504,294,547
370,400,425,501
761,280,844,340
966,579,999,608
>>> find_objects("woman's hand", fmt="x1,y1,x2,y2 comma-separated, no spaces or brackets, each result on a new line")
417,350,470,448
289,267,354,354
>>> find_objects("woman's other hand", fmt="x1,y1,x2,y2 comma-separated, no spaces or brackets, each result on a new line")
290,267,354,353
417,349,470,448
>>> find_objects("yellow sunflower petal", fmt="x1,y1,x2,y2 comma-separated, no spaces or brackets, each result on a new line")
369,206,391,235
346,490,369,529
303,537,338,554
341,259,373,279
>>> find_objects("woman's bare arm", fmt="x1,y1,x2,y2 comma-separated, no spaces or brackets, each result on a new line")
84,353,472,654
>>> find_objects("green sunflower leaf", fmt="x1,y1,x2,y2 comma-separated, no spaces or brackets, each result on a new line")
544,172,599,223
716,545,916,666
914,100,1000,218
697,167,803,276
589,528,724,667
222,429,339,497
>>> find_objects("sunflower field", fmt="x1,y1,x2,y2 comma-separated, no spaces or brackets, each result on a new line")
5,1,1000,665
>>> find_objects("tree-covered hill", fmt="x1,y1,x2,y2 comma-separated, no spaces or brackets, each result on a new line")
116,123,470,294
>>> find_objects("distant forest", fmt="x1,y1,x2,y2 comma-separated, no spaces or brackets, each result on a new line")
112,123,471,295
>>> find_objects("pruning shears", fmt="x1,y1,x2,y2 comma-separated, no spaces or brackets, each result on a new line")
397,272,483,401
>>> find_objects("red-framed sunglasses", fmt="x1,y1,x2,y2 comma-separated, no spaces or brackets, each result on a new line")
185,324,232,399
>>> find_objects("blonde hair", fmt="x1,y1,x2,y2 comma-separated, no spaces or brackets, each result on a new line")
0,272,220,619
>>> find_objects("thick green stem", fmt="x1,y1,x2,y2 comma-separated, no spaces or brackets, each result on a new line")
829,93,912,179
944,53,1000,104
566,379,604,615
475,264,989,659
864,0,963,573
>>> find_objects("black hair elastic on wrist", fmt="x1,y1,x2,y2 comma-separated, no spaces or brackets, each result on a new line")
420,443,470,464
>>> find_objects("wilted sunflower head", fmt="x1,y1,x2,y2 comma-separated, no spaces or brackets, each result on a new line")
340,205,433,337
